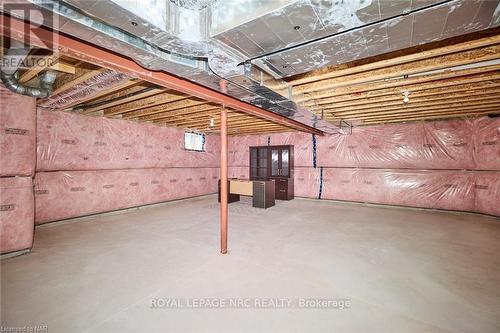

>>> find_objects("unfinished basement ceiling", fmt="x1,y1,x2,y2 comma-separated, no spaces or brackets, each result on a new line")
214,0,500,77
2,0,499,128
0,40,295,135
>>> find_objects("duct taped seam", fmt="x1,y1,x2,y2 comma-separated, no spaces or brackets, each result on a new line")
37,70,130,110
0,86,37,177
36,109,220,171
0,177,34,254
34,168,219,224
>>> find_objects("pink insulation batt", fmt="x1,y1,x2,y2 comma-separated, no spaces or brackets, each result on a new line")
321,169,476,212
37,110,220,171
34,168,219,224
0,86,36,176
294,168,320,198
474,171,500,217
316,119,477,169
473,116,500,170
0,177,34,254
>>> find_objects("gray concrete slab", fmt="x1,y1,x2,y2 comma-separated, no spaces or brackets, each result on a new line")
2,195,500,333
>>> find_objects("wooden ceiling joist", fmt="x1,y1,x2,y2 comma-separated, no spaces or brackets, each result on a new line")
140,104,219,122
286,35,500,88
103,91,188,117
333,106,500,123
316,90,500,113
63,79,139,110
327,99,500,118
306,80,500,108
363,111,500,125
82,87,165,115
121,99,208,119
292,45,500,95
50,67,104,97
300,71,500,107
295,64,500,103
158,111,224,126
170,113,259,127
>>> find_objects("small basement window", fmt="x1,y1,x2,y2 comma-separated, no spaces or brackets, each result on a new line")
184,132,205,152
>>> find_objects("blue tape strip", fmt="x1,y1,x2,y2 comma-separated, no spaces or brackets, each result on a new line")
312,134,317,168
318,166,324,199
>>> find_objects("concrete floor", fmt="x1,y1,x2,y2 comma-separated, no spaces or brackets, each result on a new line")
1,195,500,333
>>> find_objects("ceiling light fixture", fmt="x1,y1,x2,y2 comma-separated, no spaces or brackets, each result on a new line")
402,91,410,104
210,118,215,127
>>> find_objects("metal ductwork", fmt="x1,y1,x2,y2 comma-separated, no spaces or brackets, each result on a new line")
0,40,57,98
3,0,335,132
1,70,57,99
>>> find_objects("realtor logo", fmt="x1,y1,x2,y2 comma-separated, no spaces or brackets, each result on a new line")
1,1,59,71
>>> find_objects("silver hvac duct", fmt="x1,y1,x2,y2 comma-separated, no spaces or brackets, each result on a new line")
0,40,57,98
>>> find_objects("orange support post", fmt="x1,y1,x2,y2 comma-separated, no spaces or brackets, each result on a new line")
220,108,228,254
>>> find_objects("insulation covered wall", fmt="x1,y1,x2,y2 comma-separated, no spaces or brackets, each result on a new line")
37,110,220,171
0,177,34,254
316,118,499,170
34,168,219,224
35,110,221,224
0,86,36,177
473,117,500,170
228,116,500,216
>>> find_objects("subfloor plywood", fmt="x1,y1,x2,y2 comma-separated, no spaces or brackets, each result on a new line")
1,196,500,332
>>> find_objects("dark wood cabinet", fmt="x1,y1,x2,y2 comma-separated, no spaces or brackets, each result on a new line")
249,145,294,200
250,146,269,180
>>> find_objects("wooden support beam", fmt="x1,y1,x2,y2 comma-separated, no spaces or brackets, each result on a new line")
292,45,500,94
285,35,500,87
49,61,76,75
19,54,59,83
